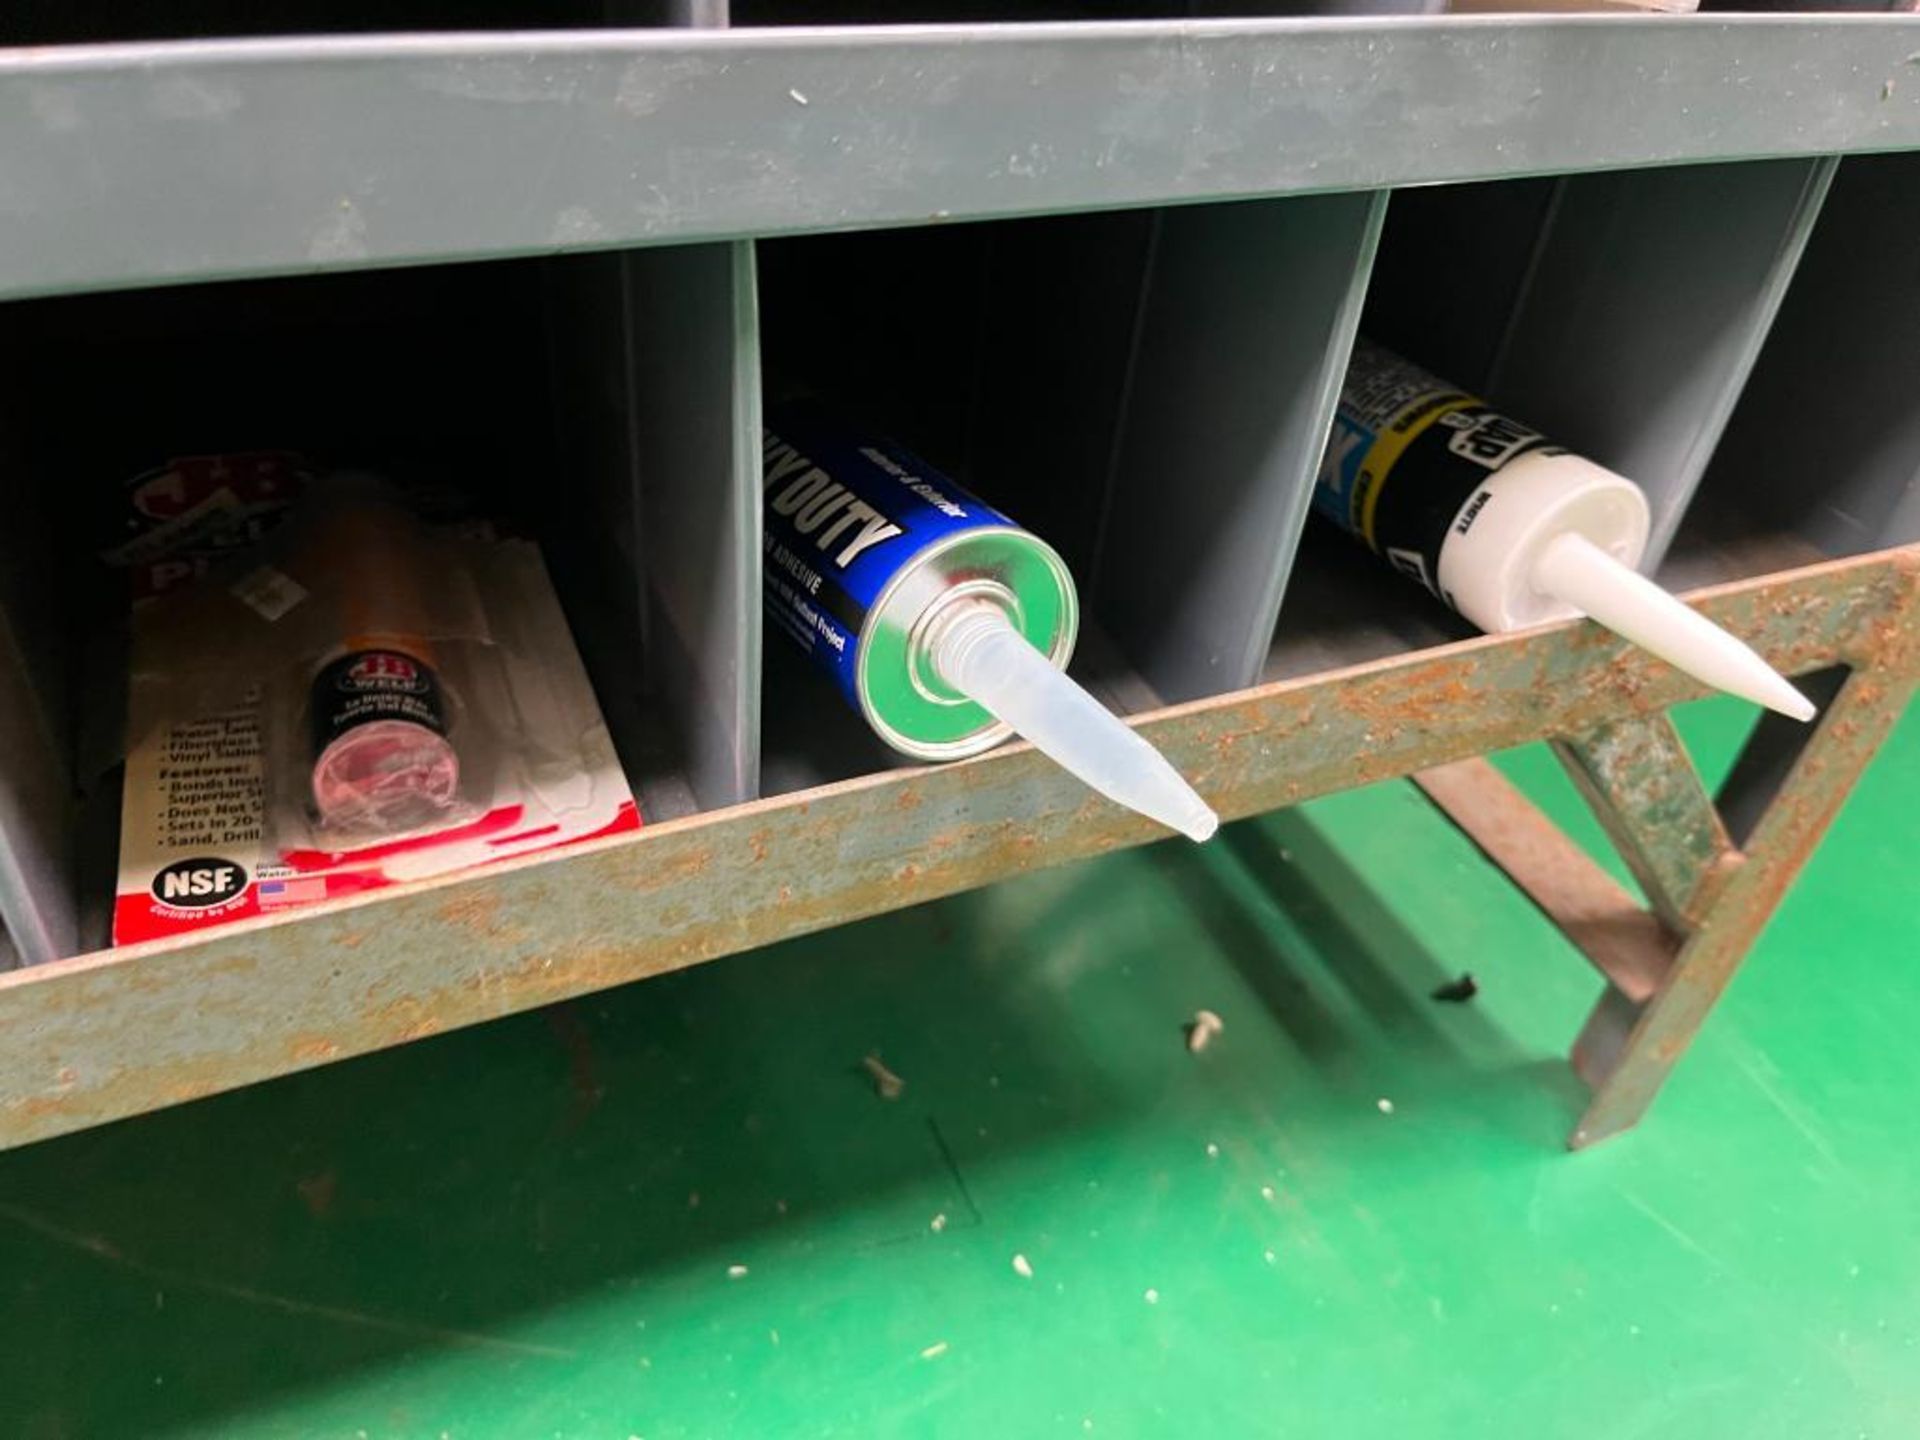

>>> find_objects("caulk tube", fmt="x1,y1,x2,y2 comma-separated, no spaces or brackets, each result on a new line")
1315,341,1814,721
762,402,1218,842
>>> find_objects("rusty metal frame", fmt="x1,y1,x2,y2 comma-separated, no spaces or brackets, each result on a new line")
0,546,1913,1151
1419,546,1919,1148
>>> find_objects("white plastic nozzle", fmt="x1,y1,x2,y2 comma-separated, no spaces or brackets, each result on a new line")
1532,532,1816,722
930,601,1219,842
1433,450,1815,723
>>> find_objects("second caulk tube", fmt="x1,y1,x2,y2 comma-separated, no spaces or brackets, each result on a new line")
762,401,1218,842
1317,340,1814,721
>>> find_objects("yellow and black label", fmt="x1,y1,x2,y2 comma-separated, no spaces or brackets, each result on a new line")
1315,341,1558,604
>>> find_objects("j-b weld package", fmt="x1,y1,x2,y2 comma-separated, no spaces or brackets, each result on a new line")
112,468,638,945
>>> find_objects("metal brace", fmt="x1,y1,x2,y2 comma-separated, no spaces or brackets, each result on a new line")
1417,553,1920,1147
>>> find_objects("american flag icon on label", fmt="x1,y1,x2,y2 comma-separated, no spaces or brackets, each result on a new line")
259,877,327,906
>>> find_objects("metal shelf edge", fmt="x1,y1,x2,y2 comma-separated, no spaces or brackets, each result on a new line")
0,543,1912,1152
5,18,1920,299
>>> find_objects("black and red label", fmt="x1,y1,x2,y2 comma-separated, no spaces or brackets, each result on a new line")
309,648,449,755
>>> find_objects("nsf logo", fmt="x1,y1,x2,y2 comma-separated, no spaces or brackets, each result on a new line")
151,856,248,909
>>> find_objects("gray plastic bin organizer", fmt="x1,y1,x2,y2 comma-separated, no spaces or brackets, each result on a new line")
0,17,1917,1151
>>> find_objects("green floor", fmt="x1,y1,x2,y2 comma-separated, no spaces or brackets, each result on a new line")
3,697,1916,1439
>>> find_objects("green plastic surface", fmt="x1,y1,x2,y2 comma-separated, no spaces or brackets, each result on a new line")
1,698,1914,1439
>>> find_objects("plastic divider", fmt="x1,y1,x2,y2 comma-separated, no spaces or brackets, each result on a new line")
1671,152,1920,584
546,243,763,817
1095,191,1386,703
0,318,76,964
0,565,76,966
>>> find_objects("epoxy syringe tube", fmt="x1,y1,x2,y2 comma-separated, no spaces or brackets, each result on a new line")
301,477,461,833
1315,341,1815,722
762,402,1218,843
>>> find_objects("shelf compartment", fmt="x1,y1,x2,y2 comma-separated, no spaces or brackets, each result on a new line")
1096,191,1385,703
753,213,1167,793
1271,161,1833,677
1479,159,1836,567
0,245,756,959
753,195,1378,789
1665,152,1920,593
1363,161,1833,565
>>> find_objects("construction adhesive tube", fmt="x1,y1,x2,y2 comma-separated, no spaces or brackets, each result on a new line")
1316,340,1814,722
300,482,462,831
762,402,1218,843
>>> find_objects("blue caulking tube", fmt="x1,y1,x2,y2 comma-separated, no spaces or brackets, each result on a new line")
1315,340,1815,721
762,402,1218,842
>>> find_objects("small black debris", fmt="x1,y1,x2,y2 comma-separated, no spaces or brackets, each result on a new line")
1431,974,1479,1004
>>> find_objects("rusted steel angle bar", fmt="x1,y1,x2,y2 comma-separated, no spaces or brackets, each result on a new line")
0,547,1908,1149
1572,549,1920,1148
1413,758,1674,1003
1552,715,1736,934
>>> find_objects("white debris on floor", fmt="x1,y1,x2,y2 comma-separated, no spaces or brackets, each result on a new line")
863,1054,905,1100
1186,1010,1224,1053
